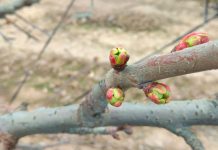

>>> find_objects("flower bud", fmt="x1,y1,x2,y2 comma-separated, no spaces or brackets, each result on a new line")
106,88,124,107
172,32,209,52
143,82,171,104
109,48,129,71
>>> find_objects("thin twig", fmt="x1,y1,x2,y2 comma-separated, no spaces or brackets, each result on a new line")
9,0,76,103
5,17,40,41
16,125,131,149
63,89,90,105
217,2,218,13
52,63,98,102
50,49,98,103
34,0,76,64
9,71,29,103
204,0,209,23
0,30,13,43
136,13,218,64
15,13,49,36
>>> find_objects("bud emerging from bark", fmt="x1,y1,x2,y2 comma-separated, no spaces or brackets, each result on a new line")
172,32,209,52
109,48,129,71
106,88,124,107
143,82,171,104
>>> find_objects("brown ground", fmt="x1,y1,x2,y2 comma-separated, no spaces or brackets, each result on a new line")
0,0,218,150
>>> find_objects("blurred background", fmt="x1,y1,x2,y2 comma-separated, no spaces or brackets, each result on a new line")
0,0,218,149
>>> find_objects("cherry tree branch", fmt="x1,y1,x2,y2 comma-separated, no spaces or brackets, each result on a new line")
167,127,204,150
0,40,218,149
0,0,40,18
0,100,217,136
78,40,218,127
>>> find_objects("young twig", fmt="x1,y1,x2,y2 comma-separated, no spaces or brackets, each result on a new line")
16,125,131,149
5,17,40,41
204,0,209,23
9,0,77,103
0,30,13,43
63,89,90,105
51,63,99,104
136,12,218,64
15,13,49,36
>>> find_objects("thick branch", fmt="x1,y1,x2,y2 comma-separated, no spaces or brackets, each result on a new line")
79,40,218,126
1,41,218,149
109,40,218,88
0,0,40,18
0,100,218,138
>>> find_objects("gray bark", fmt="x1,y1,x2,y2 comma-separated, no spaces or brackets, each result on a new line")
0,41,218,149
0,100,218,137
79,40,218,127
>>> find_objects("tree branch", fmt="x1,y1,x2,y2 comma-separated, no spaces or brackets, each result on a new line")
78,40,218,127
167,127,204,150
1,99,217,149
0,0,40,18
135,13,217,63
0,40,218,149
9,0,76,103
204,0,209,23
0,99,218,138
